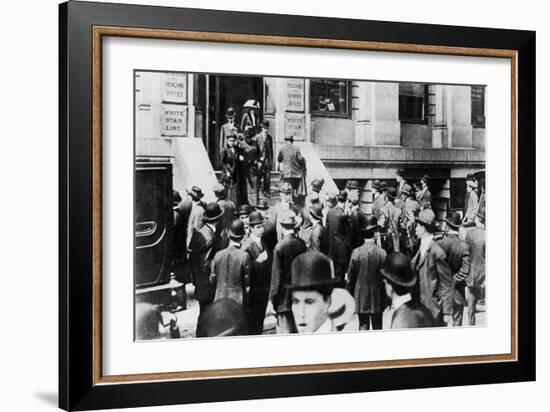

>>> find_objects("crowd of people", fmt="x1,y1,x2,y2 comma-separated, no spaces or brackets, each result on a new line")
161,164,486,338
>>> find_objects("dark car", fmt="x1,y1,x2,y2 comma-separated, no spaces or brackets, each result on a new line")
135,160,184,310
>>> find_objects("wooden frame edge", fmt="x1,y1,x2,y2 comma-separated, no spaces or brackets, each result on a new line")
91,26,519,386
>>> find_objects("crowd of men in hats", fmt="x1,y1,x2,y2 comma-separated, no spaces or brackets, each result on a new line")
161,165,486,338
218,101,307,208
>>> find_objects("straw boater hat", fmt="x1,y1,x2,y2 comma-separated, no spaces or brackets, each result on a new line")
381,252,417,288
203,202,224,223
285,252,339,290
415,209,438,232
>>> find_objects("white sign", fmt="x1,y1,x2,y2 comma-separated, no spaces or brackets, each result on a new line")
286,78,305,112
161,73,187,103
284,113,306,141
160,104,187,137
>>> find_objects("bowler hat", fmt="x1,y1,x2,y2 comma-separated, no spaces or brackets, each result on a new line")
196,298,248,337
396,168,406,177
279,210,299,228
348,180,360,190
372,180,381,191
279,182,294,194
415,208,437,231
236,204,253,217
260,119,270,128
311,178,324,191
248,211,264,226
285,252,339,290
225,107,236,118
360,214,379,234
379,181,388,192
284,135,294,142
337,190,348,202
203,202,224,223
186,185,204,200
445,210,462,229
255,199,270,211
386,187,398,200
213,183,226,197
309,203,324,221
381,252,417,288
228,219,246,240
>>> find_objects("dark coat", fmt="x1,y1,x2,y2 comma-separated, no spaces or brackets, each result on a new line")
217,198,235,247
326,204,351,266
411,239,455,321
243,236,272,334
240,111,260,135
221,146,239,181
436,233,470,281
211,244,251,306
188,224,223,303
347,241,387,314
391,300,435,329
254,131,274,168
380,202,402,252
171,200,192,281
269,200,299,240
277,143,305,179
465,227,485,290
269,233,307,313
219,122,237,156
349,206,365,250
309,221,329,255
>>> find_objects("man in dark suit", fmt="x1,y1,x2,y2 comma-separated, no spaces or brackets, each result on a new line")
435,210,469,326
381,252,435,329
326,190,352,286
371,181,387,219
347,215,387,330
214,183,235,249
243,211,271,334
220,133,240,204
464,209,485,325
237,126,260,206
277,135,305,194
268,210,307,334
348,195,365,251
254,119,274,199
269,182,299,240
307,203,329,255
411,209,455,326
210,219,251,310
219,107,237,159
187,202,225,313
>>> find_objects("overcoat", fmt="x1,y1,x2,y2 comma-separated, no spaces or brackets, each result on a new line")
309,221,329,255
254,131,274,168
217,198,235,247
411,239,454,322
349,206,365,250
347,241,387,314
391,300,435,328
379,202,402,252
268,200,299,240
237,138,260,205
211,244,251,307
465,227,485,291
325,204,352,277
219,121,236,156
269,233,307,313
277,143,305,179
188,224,223,304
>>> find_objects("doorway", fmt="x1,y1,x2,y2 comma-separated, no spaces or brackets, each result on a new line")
206,75,264,169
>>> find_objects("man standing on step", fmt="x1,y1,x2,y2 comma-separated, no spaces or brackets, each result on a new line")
277,135,306,196
255,119,274,201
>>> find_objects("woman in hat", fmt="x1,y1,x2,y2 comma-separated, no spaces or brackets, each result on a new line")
417,175,432,210
286,252,356,333
463,177,479,223
240,99,261,135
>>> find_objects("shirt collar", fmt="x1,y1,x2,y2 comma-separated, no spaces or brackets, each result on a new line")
393,293,412,310
314,318,333,333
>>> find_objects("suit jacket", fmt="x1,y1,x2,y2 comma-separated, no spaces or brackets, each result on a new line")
465,227,485,289
269,233,307,313
277,143,305,179
391,300,435,329
186,201,206,247
219,122,236,155
309,221,329,255
254,131,274,167
217,198,235,246
349,206,365,250
436,233,470,281
243,236,272,299
380,202,402,252
411,239,454,320
347,241,387,314
188,224,222,303
221,146,239,181
326,204,352,265
211,245,251,306
269,200,299,240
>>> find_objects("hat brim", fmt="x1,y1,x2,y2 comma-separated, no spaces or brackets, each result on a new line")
203,210,224,222
361,225,379,233
414,218,437,230
445,219,462,229
285,277,340,290
380,268,417,288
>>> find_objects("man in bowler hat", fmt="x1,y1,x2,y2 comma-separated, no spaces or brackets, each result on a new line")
255,119,274,199
187,202,225,313
410,209,455,326
326,190,352,286
346,215,388,330
308,203,329,255
381,252,435,329
277,135,306,194
463,208,485,325
219,107,237,159
210,219,251,309
268,210,307,334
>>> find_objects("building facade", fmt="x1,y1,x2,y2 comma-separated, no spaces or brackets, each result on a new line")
135,71,485,209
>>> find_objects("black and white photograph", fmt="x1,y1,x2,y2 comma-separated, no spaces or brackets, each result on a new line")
134,71,486,340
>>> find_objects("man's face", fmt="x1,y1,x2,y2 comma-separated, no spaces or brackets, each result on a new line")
415,223,426,238
261,126,268,134
250,223,264,238
291,290,330,334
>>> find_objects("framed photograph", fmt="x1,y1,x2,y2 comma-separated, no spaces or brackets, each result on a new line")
59,1,535,410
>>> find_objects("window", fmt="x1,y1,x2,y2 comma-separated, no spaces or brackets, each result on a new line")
310,79,350,117
399,83,428,123
471,85,486,128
